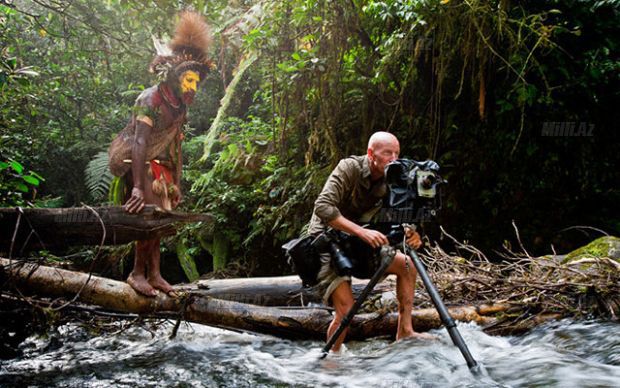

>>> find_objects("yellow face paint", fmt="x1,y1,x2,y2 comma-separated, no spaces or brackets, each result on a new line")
179,70,200,93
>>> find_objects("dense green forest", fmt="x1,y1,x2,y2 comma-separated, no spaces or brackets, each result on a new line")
1,0,618,278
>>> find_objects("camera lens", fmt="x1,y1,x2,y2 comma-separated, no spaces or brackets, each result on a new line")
330,242,353,276
422,174,436,189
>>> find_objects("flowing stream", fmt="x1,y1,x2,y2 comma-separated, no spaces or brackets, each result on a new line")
1,319,618,387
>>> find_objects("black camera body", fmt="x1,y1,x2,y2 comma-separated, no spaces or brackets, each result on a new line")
373,159,445,233
311,231,354,276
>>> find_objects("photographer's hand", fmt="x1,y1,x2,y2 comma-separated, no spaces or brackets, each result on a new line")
405,227,422,250
328,215,388,248
358,228,389,248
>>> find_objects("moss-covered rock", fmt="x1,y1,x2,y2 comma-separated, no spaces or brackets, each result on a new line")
563,236,620,264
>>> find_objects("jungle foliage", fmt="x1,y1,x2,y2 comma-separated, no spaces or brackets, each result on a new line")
1,0,618,277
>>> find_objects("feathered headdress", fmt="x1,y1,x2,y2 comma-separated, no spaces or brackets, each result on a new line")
150,11,214,81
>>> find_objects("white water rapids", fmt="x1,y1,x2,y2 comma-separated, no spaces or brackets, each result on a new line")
1,319,619,387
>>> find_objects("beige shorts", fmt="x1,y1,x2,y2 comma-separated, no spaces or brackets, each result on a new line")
314,253,350,305
314,249,385,305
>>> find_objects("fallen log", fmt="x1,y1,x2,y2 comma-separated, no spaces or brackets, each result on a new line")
0,205,211,254
179,276,393,306
0,258,180,313
0,258,505,340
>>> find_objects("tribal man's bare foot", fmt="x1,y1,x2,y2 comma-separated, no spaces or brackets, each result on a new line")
148,275,176,296
127,273,157,297
396,330,437,341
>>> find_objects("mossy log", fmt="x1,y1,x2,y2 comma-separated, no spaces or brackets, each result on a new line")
0,205,211,254
562,236,620,265
0,258,505,340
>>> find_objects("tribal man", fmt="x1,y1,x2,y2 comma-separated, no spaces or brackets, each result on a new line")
108,11,213,296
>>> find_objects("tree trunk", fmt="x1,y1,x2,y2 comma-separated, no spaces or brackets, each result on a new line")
210,231,230,271
0,205,211,253
1,258,505,340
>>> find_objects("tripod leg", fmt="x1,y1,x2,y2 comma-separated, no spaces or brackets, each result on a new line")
406,246,478,370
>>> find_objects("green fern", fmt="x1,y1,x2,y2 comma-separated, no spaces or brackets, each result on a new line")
85,151,115,203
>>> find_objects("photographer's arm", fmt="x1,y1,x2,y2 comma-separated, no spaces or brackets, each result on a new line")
314,159,389,248
328,215,388,249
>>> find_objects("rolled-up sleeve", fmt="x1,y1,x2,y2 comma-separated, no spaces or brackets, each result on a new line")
313,159,356,223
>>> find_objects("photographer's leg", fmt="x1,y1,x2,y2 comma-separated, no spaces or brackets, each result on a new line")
386,252,431,340
327,281,354,352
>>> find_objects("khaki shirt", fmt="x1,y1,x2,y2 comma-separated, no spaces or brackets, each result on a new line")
308,155,387,235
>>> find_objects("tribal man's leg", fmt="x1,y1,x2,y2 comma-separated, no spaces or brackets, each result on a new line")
127,240,157,296
136,170,174,294
146,238,174,294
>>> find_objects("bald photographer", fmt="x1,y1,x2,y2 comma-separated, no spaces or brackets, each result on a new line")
307,131,434,352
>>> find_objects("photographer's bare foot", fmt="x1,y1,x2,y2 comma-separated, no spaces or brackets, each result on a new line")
127,273,157,297
397,330,437,341
148,275,176,296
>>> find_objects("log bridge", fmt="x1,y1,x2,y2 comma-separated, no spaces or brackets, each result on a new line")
0,205,211,254
0,257,509,340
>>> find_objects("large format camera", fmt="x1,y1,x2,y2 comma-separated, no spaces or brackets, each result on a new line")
315,159,446,276
374,159,446,241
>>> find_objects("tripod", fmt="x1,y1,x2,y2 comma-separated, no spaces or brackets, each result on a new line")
320,233,478,371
